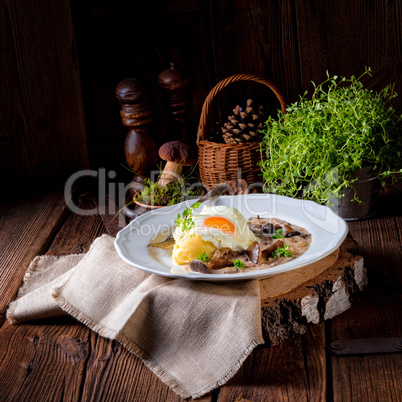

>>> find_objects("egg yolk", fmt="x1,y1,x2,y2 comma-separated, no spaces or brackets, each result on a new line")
204,217,236,235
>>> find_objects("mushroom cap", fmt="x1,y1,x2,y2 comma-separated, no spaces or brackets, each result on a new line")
158,141,197,166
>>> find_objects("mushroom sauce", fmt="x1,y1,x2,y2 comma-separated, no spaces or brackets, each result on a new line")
183,216,312,274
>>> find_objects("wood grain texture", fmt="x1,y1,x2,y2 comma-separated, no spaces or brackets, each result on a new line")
330,286,402,402
0,187,69,320
0,188,401,401
261,237,366,346
330,196,402,401
209,0,300,118
0,192,206,402
80,331,213,402
72,1,215,173
218,324,326,401
0,193,105,401
45,192,106,256
0,0,89,181
295,0,402,112
0,318,91,402
348,194,402,286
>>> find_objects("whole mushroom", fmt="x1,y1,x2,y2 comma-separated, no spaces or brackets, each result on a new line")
158,141,197,187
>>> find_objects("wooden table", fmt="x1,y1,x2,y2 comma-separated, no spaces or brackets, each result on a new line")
0,184,401,401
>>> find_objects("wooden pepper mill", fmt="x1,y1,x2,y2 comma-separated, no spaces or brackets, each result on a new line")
158,63,192,144
115,78,158,183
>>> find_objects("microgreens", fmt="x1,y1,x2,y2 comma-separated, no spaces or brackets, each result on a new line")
175,202,201,232
233,260,245,269
272,229,284,239
198,252,208,262
259,68,402,205
272,244,292,258
135,179,202,207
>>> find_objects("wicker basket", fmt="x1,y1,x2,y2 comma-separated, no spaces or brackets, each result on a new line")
197,74,287,189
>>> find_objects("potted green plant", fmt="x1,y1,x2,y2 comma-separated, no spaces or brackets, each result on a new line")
259,68,402,219
133,177,204,209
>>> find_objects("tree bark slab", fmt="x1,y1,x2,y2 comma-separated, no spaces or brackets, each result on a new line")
260,236,366,346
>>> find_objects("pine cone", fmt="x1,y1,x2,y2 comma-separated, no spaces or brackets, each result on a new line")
221,99,265,144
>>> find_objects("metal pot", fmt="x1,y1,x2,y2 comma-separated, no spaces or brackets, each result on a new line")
335,167,381,221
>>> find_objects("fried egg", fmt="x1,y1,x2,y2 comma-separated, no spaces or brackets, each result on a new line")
193,205,257,251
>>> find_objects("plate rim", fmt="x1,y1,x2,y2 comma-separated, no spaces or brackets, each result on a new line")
114,194,348,281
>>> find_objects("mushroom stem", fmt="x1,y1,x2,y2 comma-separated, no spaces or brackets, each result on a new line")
158,161,183,187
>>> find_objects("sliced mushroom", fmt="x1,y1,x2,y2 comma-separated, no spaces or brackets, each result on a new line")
190,260,212,274
246,241,262,264
285,230,301,237
282,224,301,237
208,257,234,270
249,221,280,237
261,240,285,259
299,233,310,239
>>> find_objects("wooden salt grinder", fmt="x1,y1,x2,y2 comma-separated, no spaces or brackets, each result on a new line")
158,63,191,144
115,78,158,183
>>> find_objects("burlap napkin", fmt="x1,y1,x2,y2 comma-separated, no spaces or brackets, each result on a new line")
7,234,264,399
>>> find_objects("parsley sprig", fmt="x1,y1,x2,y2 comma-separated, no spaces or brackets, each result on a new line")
198,252,208,262
175,202,201,232
272,229,284,239
272,244,292,258
233,260,245,269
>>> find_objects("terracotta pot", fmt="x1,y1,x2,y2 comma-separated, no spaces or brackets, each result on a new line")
133,199,167,210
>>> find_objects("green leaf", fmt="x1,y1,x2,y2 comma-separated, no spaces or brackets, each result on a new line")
198,252,208,262
233,260,245,269
259,68,402,205
272,244,292,258
273,229,284,239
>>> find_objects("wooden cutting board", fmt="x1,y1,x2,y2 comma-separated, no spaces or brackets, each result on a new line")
259,235,366,346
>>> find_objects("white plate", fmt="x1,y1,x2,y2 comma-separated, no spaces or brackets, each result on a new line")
114,194,348,281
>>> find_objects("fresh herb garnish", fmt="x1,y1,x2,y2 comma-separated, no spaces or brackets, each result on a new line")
198,252,208,262
272,229,284,239
175,202,201,232
259,68,402,205
272,244,292,258
233,259,245,269
135,162,203,207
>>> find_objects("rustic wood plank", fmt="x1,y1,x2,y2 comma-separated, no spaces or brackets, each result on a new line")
0,318,90,401
330,198,402,401
0,192,204,402
72,2,215,172
92,193,127,237
0,193,105,400
46,192,106,256
348,194,402,286
303,324,327,401
330,286,402,401
0,187,69,320
210,0,300,117
0,0,89,181
80,332,213,402
295,0,402,113
218,323,326,401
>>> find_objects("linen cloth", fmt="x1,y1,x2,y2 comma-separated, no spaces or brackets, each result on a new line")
7,234,264,399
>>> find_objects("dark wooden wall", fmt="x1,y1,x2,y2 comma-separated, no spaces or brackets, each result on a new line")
1,0,401,181
0,0,89,183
